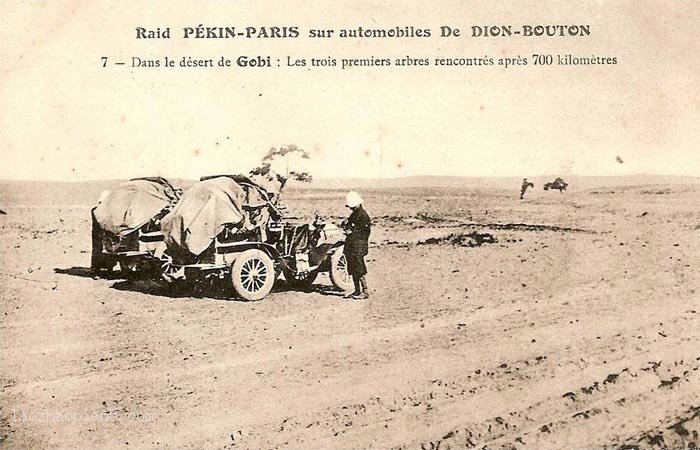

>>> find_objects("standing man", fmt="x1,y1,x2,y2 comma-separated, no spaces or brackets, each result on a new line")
520,178,533,199
342,191,371,299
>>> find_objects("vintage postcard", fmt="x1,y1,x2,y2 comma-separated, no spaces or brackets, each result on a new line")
1,1,699,449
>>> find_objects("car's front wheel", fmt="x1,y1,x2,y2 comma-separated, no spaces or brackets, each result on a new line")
329,247,354,292
230,250,275,301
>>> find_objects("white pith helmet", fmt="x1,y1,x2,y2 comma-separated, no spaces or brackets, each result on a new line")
345,191,363,208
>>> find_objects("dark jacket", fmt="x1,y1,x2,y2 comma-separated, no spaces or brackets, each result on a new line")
343,205,371,256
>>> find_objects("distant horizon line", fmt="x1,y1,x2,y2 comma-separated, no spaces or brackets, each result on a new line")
1,173,699,183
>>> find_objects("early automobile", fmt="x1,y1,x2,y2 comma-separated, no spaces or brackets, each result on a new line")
91,177,181,276
159,174,352,300
543,177,569,192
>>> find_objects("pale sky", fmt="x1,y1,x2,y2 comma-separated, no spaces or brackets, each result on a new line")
1,0,699,181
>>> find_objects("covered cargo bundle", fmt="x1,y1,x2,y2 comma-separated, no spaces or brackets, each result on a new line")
91,177,181,275
93,177,180,236
161,176,249,261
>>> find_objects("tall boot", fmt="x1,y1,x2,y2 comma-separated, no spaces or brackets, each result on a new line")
345,276,361,298
355,275,369,299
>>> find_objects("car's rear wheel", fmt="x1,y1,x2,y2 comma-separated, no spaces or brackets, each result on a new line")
159,251,180,282
230,250,275,301
329,247,354,292
91,254,114,276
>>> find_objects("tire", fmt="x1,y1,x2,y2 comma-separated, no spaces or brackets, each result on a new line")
329,247,354,292
91,255,114,276
158,250,188,282
283,268,318,289
91,210,108,274
230,249,275,301
122,259,153,280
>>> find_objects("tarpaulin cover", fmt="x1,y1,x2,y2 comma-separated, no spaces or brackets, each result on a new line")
201,173,276,207
93,178,178,236
161,177,246,258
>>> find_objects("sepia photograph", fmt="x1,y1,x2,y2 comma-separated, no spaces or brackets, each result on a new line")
1,1,699,449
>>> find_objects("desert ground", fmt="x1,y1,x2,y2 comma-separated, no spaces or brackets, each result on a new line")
1,179,699,449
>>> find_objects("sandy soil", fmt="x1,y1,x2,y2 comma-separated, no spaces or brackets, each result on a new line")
1,183,699,449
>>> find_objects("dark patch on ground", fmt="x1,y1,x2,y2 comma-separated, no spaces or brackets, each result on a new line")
375,214,596,235
617,406,700,449
659,376,681,388
469,222,594,234
418,232,498,248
